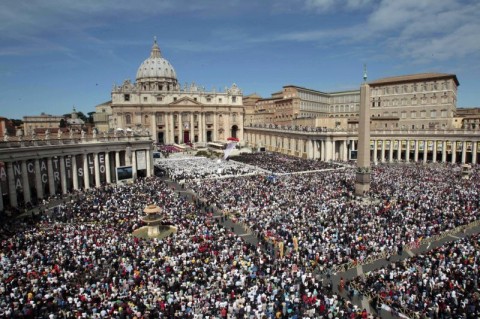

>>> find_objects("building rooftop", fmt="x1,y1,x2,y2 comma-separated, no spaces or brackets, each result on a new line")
369,73,459,86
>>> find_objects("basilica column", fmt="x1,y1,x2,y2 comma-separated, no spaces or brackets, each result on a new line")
170,113,175,143
21,161,31,204
83,153,90,189
34,159,43,199
190,113,195,143
150,112,157,143
442,141,447,163
224,113,230,138
432,141,437,163
47,157,56,196
213,112,217,141
94,153,101,187
6,162,17,208
451,141,457,163
202,113,207,142
321,140,326,161
461,141,467,163
178,113,183,144
105,152,111,184
60,156,67,194
472,142,478,164
342,140,348,161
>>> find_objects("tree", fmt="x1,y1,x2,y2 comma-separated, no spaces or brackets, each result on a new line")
9,119,23,127
87,111,95,124
59,119,67,128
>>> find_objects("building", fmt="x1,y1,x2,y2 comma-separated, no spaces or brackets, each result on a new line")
93,101,113,132
109,38,245,145
23,112,64,135
248,73,459,132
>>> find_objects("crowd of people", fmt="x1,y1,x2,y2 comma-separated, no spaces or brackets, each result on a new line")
350,233,480,318
186,159,480,271
1,151,479,319
231,153,341,174
0,176,367,318
155,157,265,182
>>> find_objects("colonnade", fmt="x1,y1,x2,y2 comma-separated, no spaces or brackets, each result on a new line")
370,139,478,164
244,129,480,165
0,143,153,211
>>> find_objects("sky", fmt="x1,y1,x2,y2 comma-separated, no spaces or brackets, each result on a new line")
1,0,479,120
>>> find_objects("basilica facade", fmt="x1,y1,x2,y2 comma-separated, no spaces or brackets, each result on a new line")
110,38,244,145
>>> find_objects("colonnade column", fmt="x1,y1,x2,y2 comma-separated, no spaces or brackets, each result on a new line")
202,113,207,142
473,142,478,164
373,140,378,163
423,140,428,163
6,162,17,208
21,161,31,203
34,159,44,199
0,182,3,212
307,140,313,159
342,140,348,161
105,152,111,184
146,149,152,177
414,141,419,162
397,141,402,161
132,150,137,179
451,142,457,163
94,153,101,187
432,141,437,163
380,141,386,162
47,157,55,196
461,141,467,164
405,141,410,162
389,140,394,162
72,156,79,190
83,154,90,189
60,156,67,194
442,141,447,163
115,151,120,168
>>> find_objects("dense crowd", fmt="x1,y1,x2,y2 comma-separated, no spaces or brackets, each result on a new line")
231,153,341,174
350,234,480,318
0,177,367,318
2,152,479,319
155,157,264,181
186,160,480,270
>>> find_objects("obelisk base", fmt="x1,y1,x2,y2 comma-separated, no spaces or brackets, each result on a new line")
355,172,371,196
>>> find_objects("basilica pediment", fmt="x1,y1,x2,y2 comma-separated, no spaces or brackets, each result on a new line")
169,97,202,106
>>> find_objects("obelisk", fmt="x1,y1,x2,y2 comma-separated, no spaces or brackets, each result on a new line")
355,66,371,196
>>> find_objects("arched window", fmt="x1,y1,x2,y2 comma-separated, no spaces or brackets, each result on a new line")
125,114,132,125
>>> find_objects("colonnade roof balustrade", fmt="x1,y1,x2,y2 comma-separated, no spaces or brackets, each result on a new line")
244,124,480,140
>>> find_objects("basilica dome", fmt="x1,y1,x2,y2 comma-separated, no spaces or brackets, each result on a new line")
136,38,177,82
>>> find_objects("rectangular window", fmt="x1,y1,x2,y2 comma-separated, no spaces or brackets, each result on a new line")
232,96,237,103
124,94,130,101
411,112,416,118
431,111,436,118
143,97,147,102
157,97,163,102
